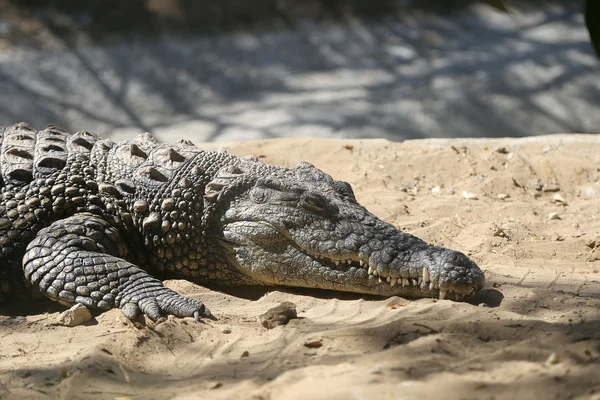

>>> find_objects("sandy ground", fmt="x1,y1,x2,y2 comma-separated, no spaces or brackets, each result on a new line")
0,135,599,399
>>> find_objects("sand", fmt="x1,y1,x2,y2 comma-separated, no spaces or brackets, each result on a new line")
0,135,599,400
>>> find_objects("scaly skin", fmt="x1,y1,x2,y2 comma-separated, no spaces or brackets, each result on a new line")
0,123,484,320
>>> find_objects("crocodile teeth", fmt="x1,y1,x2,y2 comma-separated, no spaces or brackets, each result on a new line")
347,260,352,265
390,278,397,287
402,278,409,287
439,290,447,300
411,279,418,287
423,268,430,282
386,276,391,283
429,281,435,291
418,277,423,285
335,260,340,266
368,265,374,275
373,269,378,277
359,260,364,267
378,277,382,283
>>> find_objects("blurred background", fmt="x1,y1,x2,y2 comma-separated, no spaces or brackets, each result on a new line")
0,0,597,143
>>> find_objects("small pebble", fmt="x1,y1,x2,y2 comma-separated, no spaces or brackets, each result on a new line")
543,180,560,192
552,193,567,205
548,212,561,220
56,304,92,327
304,338,323,348
208,382,223,389
462,191,478,200
497,193,509,200
258,301,298,329
544,352,560,367
222,328,232,334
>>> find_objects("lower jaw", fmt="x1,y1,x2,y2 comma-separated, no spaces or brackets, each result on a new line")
285,272,476,301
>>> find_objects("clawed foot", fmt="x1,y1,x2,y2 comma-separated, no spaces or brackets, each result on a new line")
119,288,216,321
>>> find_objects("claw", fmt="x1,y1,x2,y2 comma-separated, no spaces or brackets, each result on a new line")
202,305,218,321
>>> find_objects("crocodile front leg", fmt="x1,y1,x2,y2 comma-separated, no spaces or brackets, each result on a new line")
22,213,213,320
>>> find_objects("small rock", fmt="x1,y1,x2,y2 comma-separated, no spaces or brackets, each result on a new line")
342,144,354,150
208,382,223,389
497,193,509,200
495,147,510,154
222,327,232,334
462,191,478,200
552,193,567,205
56,304,92,327
241,351,250,358
543,179,560,192
551,232,564,242
493,227,508,238
407,186,419,195
585,240,597,249
258,301,298,329
431,186,441,194
303,338,323,348
478,303,488,308
544,352,560,367
548,212,561,221
531,179,543,191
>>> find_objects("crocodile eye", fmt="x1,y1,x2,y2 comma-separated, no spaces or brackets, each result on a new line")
301,194,327,212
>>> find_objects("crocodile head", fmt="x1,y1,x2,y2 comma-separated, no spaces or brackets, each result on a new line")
216,161,485,301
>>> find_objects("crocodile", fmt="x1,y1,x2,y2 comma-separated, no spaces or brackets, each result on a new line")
0,123,485,320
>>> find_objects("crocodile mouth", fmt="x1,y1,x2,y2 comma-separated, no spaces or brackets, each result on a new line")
299,249,480,301
221,221,484,301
